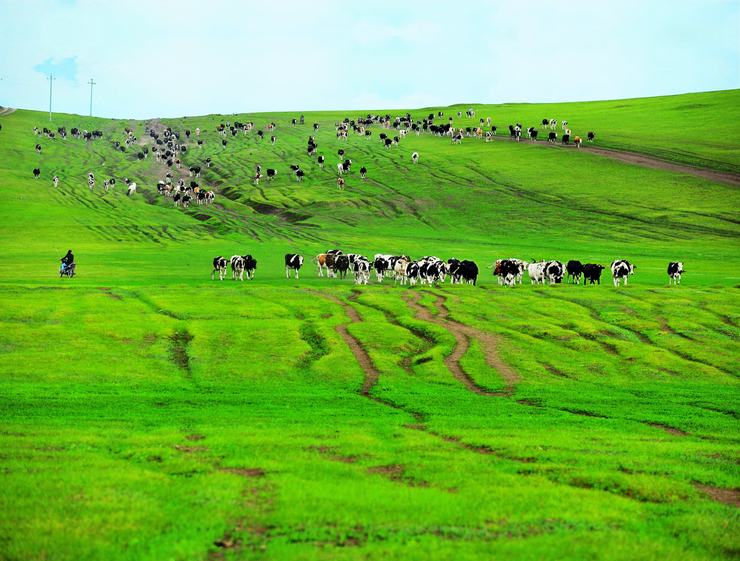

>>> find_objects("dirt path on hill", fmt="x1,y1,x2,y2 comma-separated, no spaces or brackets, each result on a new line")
404,291,519,396
0,107,16,117
321,293,379,395
487,133,740,186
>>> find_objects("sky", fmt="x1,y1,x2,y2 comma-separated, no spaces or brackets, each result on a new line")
0,0,738,119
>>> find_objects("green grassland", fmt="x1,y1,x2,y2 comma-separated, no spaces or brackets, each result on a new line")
0,90,738,561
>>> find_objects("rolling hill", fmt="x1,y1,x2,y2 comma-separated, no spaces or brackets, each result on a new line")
0,90,738,561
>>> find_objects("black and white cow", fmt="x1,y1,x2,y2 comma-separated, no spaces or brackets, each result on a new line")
667,261,684,285
499,259,523,287
211,256,228,280
548,131,557,142
35,143,42,154
587,131,595,142
583,264,605,284
373,255,390,282
352,257,371,285
411,152,419,164
230,255,246,281
266,169,278,181
566,260,584,284
33,168,40,179
360,166,367,179
611,260,635,287
527,262,547,285
544,261,564,284
285,253,303,279
318,155,325,168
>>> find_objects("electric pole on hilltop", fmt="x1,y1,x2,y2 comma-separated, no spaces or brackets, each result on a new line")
47,74,56,122
88,78,96,117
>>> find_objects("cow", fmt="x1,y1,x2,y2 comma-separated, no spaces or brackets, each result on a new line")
459,260,479,285
562,120,568,131
611,260,635,287
316,251,342,278
295,169,305,182
87,172,95,190
587,131,596,142
35,143,42,154
266,169,278,181
285,253,304,279
126,182,137,197
541,118,549,128
211,256,228,280
337,177,345,190
544,261,564,284
353,258,371,285
583,264,605,284
373,255,390,282
667,261,684,285
562,134,570,144
548,131,557,142
411,152,419,164
574,136,582,148
566,260,584,284
360,166,367,179
230,255,245,281
393,256,410,284
52,175,59,188
527,262,547,285
499,259,523,286
271,135,276,145
334,255,350,279
318,155,325,168
242,255,257,279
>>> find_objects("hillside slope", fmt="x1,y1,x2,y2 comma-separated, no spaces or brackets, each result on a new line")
0,91,738,561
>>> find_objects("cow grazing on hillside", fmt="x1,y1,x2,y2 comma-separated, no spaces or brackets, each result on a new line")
458,260,479,285
574,136,582,148
373,255,390,282
285,253,304,279
266,169,278,181
352,258,371,285
667,261,684,285
337,177,345,190
611,260,635,287
35,143,42,154
211,256,228,280
548,132,557,142
566,260,584,284
334,255,350,279
587,131,595,142
583,264,605,284
360,166,367,179
562,134,570,144
411,152,419,164
317,155,325,168
52,175,59,188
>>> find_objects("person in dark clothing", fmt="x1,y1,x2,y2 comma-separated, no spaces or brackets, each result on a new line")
60,250,74,273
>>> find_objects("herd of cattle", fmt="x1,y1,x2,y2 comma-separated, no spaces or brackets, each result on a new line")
211,250,686,287
27,106,595,203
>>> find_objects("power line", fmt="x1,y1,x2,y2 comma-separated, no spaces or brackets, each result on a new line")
88,78,96,117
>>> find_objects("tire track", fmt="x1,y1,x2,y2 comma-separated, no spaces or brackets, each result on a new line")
314,290,534,464
404,291,520,396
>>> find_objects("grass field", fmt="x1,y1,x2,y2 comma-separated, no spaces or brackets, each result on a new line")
0,90,738,561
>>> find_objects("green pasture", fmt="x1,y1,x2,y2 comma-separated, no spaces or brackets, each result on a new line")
0,90,738,560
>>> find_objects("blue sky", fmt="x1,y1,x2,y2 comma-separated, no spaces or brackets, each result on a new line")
0,0,738,118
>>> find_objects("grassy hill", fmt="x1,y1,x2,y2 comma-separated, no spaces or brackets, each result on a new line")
0,90,738,561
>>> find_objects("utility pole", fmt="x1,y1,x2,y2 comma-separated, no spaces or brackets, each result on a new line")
88,78,96,117
47,74,56,121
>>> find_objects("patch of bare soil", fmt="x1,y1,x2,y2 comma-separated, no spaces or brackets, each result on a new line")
174,445,209,453
646,422,689,436
307,445,362,464
220,467,266,478
404,291,520,396
185,434,206,441
367,464,430,488
694,484,740,507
